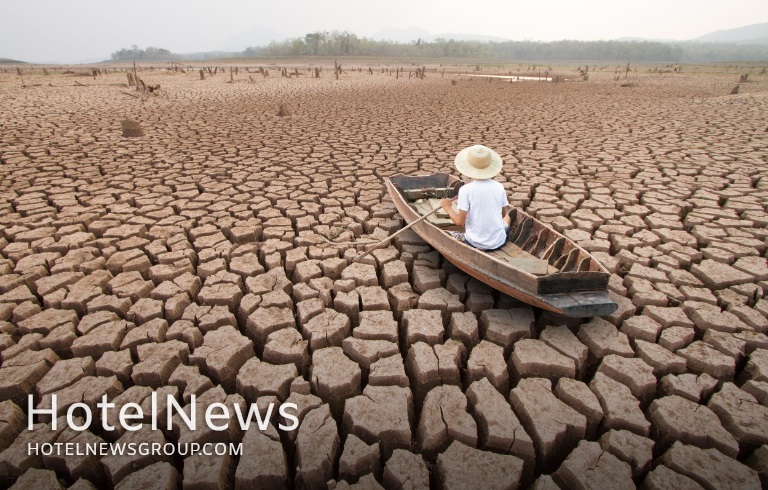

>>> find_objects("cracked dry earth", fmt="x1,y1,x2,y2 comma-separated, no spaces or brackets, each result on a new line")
1,64,768,489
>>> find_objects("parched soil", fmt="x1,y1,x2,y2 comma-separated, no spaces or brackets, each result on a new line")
0,63,767,489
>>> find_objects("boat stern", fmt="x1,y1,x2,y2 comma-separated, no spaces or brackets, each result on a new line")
544,290,618,318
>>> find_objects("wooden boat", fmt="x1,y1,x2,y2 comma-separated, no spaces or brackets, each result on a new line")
386,173,618,318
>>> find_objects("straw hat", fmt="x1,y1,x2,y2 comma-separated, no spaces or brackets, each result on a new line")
454,145,502,180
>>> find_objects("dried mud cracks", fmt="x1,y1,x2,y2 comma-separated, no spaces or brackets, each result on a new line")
0,66,768,489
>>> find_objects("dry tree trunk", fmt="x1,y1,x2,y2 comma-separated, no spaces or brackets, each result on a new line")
121,120,143,137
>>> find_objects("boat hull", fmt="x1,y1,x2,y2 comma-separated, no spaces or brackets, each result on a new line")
386,174,618,318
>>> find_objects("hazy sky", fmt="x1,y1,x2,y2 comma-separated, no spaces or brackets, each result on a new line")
3,0,767,62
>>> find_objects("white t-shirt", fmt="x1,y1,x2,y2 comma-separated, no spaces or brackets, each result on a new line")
456,179,509,250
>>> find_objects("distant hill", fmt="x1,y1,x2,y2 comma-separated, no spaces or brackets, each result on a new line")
372,26,432,43
693,22,768,44
430,32,509,43
372,23,768,46
0,58,25,64
617,37,678,43
372,26,508,43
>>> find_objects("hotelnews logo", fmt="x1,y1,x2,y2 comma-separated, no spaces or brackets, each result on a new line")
25,392,299,456
28,392,299,432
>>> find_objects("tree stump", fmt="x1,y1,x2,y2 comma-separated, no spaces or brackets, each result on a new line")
121,120,144,137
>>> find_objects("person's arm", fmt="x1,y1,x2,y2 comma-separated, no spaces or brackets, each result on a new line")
441,199,467,227
500,186,510,219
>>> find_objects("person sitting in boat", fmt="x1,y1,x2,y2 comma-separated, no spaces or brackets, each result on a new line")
440,144,511,251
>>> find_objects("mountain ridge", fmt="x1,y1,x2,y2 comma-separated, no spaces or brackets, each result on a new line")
692,21,768,44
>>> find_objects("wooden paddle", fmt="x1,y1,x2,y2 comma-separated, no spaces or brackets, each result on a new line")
351,204,444,264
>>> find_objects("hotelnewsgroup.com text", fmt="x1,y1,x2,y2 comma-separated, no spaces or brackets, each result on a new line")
28,441,243,457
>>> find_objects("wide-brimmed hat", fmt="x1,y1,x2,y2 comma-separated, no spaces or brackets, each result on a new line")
454,145,503,180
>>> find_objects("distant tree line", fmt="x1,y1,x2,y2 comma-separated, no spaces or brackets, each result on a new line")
111,45,177,61
110,34,768,63
244,30,768,63
677,43,768,63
